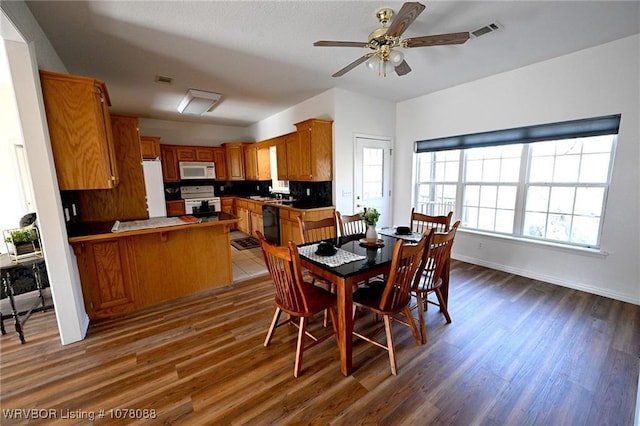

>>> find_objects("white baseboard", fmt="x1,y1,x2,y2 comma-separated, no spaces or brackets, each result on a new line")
453,254,640,305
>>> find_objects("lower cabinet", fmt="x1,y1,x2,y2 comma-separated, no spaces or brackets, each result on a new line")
166,200,185,217
74,238,138,319
221,198,236,230
236,200,250,234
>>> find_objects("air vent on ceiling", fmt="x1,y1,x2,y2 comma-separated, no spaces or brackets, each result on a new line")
470,21,503,39
155,74,173,84
177,89,222,115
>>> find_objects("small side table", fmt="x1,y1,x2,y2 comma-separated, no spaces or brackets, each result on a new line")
0,254,53,344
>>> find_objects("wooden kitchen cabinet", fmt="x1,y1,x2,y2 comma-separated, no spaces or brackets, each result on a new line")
74,237,138,319
257,144,271,180
224,142,246,180
244,142,271,181
276,133,294,180
285,131,301,181
76,115,148,222
166,200,185,217
244,144,258,180
235,199,250,233
293,118,333,181
39,70,119,190
140,136,161,159
221,197,236,230
196,147,215,162
160,145,180,182
176,147,196,161
213,148,228,180
248,200,264,237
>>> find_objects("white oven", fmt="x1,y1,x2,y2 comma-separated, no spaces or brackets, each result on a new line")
184,197,221,215
179,162,216,180
181,185,221,215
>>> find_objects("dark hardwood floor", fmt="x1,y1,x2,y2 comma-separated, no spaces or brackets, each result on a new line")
1,260,638,425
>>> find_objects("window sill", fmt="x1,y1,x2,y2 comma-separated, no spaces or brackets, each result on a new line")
457,228,609,258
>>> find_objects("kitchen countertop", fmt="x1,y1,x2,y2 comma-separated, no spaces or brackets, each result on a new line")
231,195,333,210
67,212,238,243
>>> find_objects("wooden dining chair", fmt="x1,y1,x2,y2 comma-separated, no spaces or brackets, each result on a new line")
351,235,427,375
410,208,453,234
412,221,460,344
256,232,337,378
336,211,366,237
297,216,338,243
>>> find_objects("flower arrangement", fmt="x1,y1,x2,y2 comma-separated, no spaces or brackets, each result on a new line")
360,208,380,226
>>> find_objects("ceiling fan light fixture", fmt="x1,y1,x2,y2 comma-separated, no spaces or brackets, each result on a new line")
177,89,222,115
365,55,379,71
389,50,404,66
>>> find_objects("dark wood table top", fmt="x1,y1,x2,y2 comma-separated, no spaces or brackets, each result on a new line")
299,234,401,279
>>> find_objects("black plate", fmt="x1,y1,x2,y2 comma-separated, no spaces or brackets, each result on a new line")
315,248,337,256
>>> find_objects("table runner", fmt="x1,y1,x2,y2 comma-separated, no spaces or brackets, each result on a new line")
298,244,365,268
378,227,422,242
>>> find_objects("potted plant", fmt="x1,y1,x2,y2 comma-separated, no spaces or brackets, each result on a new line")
4,227,39,257
360,208,380,242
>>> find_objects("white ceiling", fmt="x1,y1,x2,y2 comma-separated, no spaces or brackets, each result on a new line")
26,1,640,127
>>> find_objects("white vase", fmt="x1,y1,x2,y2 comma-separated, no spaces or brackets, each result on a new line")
365,224,377,242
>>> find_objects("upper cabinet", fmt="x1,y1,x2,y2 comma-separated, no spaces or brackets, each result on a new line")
39,70,119,190
257,144,271,180
244,144,258,180
140,136,161,159
176,147,196,161
160,145,180,182
195,147,215,162
224,142,246,180
293,119,333,181
76,115,148,222
276,133,294,181
213,148,228,180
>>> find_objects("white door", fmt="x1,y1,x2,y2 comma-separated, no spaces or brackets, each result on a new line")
354,136,392,228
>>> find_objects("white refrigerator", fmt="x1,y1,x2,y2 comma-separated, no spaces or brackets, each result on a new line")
142,160,167,218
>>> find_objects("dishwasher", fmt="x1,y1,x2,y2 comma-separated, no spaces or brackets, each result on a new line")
262,205,280,245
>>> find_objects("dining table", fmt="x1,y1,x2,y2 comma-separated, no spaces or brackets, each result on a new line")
298,232,416,376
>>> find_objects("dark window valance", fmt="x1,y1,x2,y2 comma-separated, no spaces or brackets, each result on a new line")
415,114,621,153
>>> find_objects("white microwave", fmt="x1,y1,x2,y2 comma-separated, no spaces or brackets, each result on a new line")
179,162,216,180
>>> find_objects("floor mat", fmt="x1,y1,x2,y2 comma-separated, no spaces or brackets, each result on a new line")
231,237,260,251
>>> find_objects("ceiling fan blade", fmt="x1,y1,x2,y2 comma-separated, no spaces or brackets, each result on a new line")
314,40,369,48
332,55,370,77
404,32,470,48
386,2,426,38
395,60,412,76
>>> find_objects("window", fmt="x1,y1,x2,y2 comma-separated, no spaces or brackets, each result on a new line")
414,115,619,249
269,146,289,194
415,149,459,215
462,144,521,234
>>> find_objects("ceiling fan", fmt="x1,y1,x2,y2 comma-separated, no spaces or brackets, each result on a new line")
314,2,470,77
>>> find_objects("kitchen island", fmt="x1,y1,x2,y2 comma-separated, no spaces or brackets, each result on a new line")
68,213,239,320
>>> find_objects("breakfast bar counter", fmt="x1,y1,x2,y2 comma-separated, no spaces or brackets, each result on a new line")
68,213,239,320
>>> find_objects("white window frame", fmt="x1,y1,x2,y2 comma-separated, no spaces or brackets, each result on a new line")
414,135,617,250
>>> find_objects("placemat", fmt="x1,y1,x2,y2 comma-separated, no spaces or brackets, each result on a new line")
298,244,365,268
378,228,422,242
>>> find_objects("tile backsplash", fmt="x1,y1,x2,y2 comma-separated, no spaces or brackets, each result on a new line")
289,181,332,207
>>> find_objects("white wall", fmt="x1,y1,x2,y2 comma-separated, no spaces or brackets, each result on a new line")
332,88,395,216
396,35,640,304
2,25,90,344
138,118,249,146
249,90,334,141
248,88,396,216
